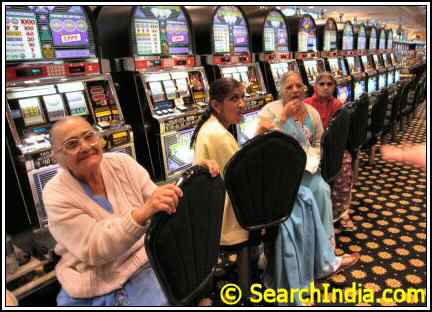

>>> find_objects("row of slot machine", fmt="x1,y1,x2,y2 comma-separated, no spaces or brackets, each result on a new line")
5,5,402,236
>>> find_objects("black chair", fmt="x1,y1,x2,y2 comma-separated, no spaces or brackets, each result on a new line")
346,94,369,182
145,166,225,306
224,130,306,295
321,107,351,184
368,88,389,164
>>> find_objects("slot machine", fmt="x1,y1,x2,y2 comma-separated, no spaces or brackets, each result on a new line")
376,27,389,90
317,18,352,103
5,5,135,230
363,25,379,95
285,14,326,96
386,29,401,84
187,5,273,145
350,23,368,102
382,29,396,87
246,7,299,100
97,6,210,182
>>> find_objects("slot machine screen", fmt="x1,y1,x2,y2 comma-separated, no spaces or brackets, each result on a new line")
368,77,377,93
167,20,190,55
324,30,337,51
213,24,230,53
342,23,354,50
384,54,391,67
148,81,166,102
346,56,355,73
6,10,43,61
370,37,377,50
135,19,161,55
236,111,260,145
164,128,195,176
373,54,380,67
379,32,386,50
395,70,400,82
264,27,275,52
175,78,190,98
361,55,369,70
358,36,367,50
337,85,350,103
65,91,88,116
298,16,317,52
378,74,386,90
233,25,249,53
354,80,366,100
213,6,249,54
328,58,339,76
339,58,348,76
18,97,46,126
43,94,66,122
390,53,396,65
264,10,288,53
162,80,177,100
387,71,394,86
303,60,318,83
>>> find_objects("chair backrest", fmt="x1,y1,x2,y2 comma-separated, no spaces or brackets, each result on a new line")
347,94,369,154
145,166,225,306
224,130,306,230
371,88,389,136
321,107,351,183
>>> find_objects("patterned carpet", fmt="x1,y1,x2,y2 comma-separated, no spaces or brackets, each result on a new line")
317,102,427,307
210,102,427,307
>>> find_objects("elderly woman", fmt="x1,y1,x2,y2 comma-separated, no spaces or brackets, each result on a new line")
304,72,355,231
192,78,359,306
43,116,218,306
257,71,335,244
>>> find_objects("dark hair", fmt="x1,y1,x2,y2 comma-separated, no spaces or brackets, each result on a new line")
190,78,242,148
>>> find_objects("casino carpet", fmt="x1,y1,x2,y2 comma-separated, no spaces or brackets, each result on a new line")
209,102,427,307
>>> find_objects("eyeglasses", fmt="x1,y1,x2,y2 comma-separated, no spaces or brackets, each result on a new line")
318,82,335,87
56,130,100,154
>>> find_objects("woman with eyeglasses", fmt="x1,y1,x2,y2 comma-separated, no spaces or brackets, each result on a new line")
304,72,355,232
43,116,219,306
193,78,359,306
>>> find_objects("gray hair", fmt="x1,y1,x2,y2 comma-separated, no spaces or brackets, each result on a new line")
279,71,304,93
49,116,91,148
314,72,337,85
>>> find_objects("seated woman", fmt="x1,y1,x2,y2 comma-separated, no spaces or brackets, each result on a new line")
191,78,359,305
257,71,335,244
43,116,218,306
304,72,355,231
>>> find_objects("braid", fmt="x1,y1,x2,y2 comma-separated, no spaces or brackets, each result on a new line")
190,78,242,148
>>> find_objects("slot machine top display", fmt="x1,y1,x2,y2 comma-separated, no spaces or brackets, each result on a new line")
6,5,99,86
367,26,378,54
210,6,252,65
262,9,292,62
131,6,197,71
340,21,355,56
295,14,319,59
318,17,338,58
354,23,367,56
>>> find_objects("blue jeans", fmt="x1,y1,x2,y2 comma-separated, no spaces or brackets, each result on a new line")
57,265,169,306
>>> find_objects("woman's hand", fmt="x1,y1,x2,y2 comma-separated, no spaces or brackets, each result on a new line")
133,184,183,225
197,159,220,177
256,117,276,135
281,99,303,123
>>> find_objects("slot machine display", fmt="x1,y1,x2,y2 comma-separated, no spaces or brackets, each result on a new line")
350,23,368,101
376,27,389,90
5,5,135,229
97,6,210,182
383,29,399,86
363,25,379,95
318,18,352,103
247,8,299,99
187,5,273,145
285,14,325,95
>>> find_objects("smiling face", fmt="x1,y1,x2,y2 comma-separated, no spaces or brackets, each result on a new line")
52,117,103,178
211,85,246,127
